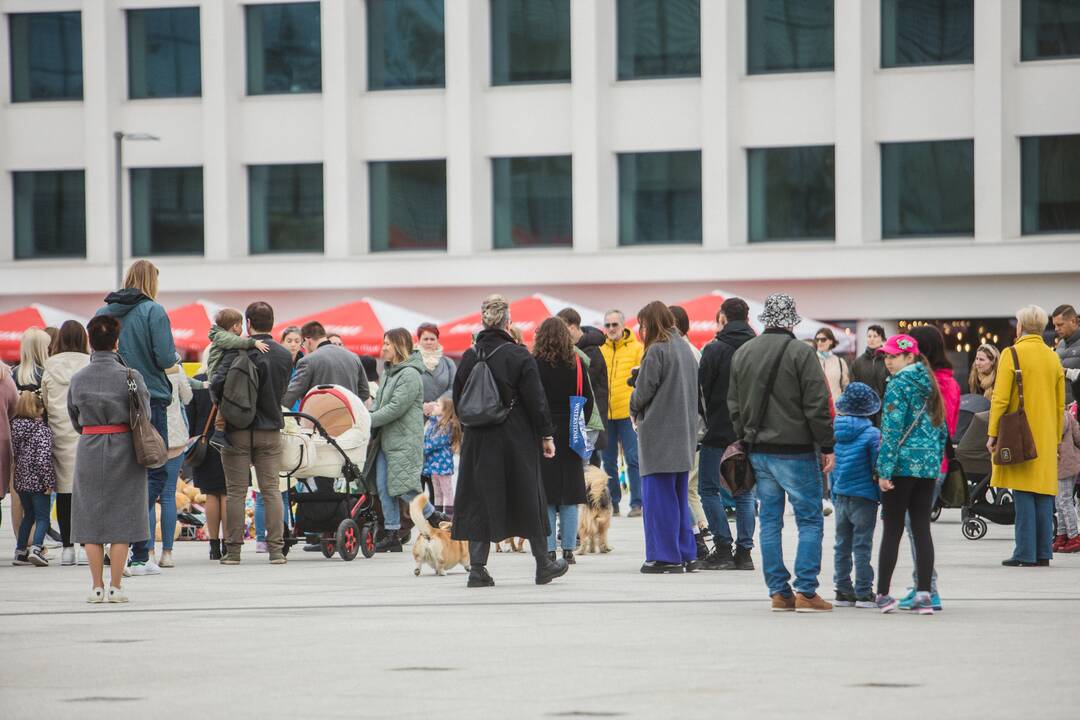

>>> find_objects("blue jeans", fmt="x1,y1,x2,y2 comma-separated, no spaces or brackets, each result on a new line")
131,401,168,563
145,454,182,553
376,450,433,530
17,491,51,550
832,494,877,597
601,417,641,510
699,445,757,550
1012,490,1055,564
905,473,944,593
255,490,290,542
751,453,824,598
547,504,580,552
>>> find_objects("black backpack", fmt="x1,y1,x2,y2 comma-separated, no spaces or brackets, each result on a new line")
457,344,513,428
219,351,260,429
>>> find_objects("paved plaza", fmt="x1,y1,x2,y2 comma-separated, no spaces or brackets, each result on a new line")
0,499,1076,719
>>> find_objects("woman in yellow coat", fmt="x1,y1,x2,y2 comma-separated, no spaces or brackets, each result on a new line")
987,305,1065,567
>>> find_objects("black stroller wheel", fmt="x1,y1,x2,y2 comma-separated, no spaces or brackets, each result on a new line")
337,519,360,561
930,501,942,522
321,539,336,558
360,524,376,559
962,517,987,540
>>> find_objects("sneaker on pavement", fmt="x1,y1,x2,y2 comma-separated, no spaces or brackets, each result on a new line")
255,541,269,554
913,591,935,616
822,499,834,517
701,546,736,570
1052,534,1068,552
61,547,76,566
833,591,856,607
87,587,105,604
127,561,160,576
795,593,833,613
12,551,30,566
930,592,943,611
898,589,917,611
108,586,129,603
269,552,287,565
627,507,643,518
77,546,89,565
1061,535,1080,553
158,550,174,568
220,550,241,565
771,593,796,612
876,594,899,614
28,546,49,567
855,594,877,609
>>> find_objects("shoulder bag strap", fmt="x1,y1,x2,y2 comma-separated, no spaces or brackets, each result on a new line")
749,338,794,444
1009,346,1024,412
897,402,928,449
199,404,218,440
575,355,583,396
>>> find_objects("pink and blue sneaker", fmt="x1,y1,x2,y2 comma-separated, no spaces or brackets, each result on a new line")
875,594,899,614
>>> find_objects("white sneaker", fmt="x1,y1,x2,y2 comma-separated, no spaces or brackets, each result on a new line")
87,587,105,604
61,547,76,566
822,499,834,517
43,537,62,549
107,586,129,603
76,547,88,565
126,561,160,576
158,550,174,568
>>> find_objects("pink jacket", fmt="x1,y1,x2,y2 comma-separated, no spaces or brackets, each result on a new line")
1058,410,1080,480
936,368,961,475
0,367,17,497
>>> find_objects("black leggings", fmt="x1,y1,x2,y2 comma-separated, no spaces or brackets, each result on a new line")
56,493,73,547
877,476,935,595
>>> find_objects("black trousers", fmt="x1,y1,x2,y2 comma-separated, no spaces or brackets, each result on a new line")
56,492,73,547
877,476,935,595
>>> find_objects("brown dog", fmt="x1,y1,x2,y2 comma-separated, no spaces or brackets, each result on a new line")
410,493,470,576
577,466,613,554
494,537,525,553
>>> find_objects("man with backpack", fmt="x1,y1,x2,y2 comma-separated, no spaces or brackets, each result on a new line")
211,302,293,565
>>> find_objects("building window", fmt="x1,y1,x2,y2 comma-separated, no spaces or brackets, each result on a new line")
367,0,445,90
492,156,572,249
881,140,974,239
746,0,834,75
748,145,835,242
617,0,701,80
131,168,204,256
881,0,973,68
9,12,83,102
248,164,324,254
369,160,447,252
618,151,702,246
245,2,321,95
1022,135,1080,234
491,0,571,85
1022,0,1080,61
13,171,86,259
127,7,201,99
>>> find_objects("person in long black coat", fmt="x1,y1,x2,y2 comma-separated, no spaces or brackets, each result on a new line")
534,319,594,564
451,295,570,588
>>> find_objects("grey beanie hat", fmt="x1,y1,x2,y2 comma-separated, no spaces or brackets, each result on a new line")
758,293,802,328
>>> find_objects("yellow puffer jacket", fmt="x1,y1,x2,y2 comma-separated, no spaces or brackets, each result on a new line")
600,330,644,420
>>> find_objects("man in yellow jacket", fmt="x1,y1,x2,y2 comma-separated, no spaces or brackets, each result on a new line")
600,310,644,516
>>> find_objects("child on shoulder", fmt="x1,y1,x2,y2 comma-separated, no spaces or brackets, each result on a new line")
1054,403,1080,554
10,390,55,567
423,398,461,518
206,307,268,379
830,382,882,609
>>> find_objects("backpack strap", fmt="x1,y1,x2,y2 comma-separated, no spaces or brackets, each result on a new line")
746,338,794,447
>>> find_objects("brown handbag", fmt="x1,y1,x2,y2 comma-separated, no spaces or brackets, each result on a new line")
992,346,1038,466
127,368,168,468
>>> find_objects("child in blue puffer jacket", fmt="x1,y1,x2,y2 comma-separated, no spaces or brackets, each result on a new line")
831,382,882,609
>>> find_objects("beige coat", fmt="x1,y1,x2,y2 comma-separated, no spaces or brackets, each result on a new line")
41,352,90,494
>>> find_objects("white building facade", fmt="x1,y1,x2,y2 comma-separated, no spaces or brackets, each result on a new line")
0,0,1078,324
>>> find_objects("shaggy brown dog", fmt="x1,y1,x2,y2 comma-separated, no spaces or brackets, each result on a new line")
410,493,470,576
577,466,613,554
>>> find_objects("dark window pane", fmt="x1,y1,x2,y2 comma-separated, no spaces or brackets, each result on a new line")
1022,0,1080,60
748,145,835,242
369,160,447,251
491,0,570,85
13,171,86,259
492,156,572,249
131,167,204,256
617,0,700,80
881,0,973,67
881,140,973,239
1022,135,1080,234
249,164,324,253
367,0,445,90
9,12,83,102
127,7,202,99
618,151,701,246
746,0,834,74
246,2,321,95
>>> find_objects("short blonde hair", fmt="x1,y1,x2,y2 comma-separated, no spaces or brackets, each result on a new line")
123,259,159,299
1016,305,1049,336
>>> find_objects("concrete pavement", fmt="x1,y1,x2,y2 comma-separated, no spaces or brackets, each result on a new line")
0,500,1076,719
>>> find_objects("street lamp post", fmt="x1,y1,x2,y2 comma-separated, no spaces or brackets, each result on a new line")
113,131,160,289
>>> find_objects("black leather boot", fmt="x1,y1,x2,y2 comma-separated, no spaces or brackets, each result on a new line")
733,546,755,571
373,529,402,553
531,536,568,585
467,541,494,587
208,539,222,560
701,544,736,570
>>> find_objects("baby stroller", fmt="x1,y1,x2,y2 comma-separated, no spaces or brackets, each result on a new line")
279,385,379,560
954,409,1015,540
931,394,992,521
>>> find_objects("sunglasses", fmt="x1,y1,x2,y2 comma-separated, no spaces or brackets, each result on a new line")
815,337,829,343
605,323,621,328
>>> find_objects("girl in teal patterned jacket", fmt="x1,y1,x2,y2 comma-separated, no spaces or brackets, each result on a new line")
873,334,947,616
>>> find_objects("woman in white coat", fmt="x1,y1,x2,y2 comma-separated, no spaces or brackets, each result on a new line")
41,321,90,565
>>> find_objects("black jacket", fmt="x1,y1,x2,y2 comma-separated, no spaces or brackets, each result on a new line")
577,326,609,424
851,347,890,401
536,356,594,506
699,321,756,448
185,374,226,493
451,329,554,543
211,333,293,432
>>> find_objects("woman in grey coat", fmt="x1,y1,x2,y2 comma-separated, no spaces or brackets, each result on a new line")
67,316,150,603
629,302,700,574
417,323,457,412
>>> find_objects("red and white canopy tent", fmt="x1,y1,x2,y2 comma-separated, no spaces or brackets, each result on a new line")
629,290,855,353
0,304,86,362
438,293,604,354
167,299,226,359
274,298,433,356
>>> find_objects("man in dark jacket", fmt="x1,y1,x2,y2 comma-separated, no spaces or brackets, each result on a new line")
851,325,890,420
282,321,370,408
698,298,757,571
212,302,293,566
728,293,836,613
557,308,609,467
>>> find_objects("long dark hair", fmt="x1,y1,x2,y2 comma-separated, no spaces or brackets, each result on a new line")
908,325,952,371
533,317,575,366
637,301,675,352
54,320,89,355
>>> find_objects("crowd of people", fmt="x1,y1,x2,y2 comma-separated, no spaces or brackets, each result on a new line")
2,259,1078,611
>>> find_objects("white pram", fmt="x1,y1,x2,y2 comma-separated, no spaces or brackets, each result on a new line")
280,384,370,481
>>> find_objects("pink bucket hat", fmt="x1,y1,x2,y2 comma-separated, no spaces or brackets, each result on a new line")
877,334,920,356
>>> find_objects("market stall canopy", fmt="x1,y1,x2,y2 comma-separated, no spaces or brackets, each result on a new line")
628,290,855,353
438,294,604,354
167,300,225,358
0,304,86,362
274,298,432,356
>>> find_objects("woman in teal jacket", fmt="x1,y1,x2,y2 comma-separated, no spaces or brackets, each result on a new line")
873,334,947,615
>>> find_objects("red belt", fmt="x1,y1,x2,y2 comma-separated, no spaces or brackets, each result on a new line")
82,424,130,435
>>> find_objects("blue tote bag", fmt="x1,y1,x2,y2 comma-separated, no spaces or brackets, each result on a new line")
569,356,593,460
